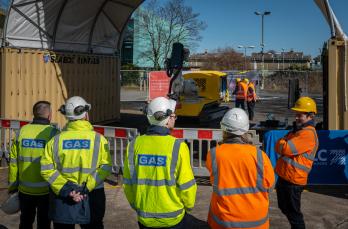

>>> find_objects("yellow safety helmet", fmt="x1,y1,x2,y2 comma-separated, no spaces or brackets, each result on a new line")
291,96,317,114
243,78,249,84
236,78,241,82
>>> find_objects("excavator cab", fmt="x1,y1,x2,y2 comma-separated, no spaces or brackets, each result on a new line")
175,71,229,126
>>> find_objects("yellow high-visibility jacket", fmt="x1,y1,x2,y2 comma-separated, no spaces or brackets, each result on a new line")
40,120,112,195
123,130,197,228
8,122,58,195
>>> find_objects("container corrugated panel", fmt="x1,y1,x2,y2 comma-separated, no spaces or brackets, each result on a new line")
0,48,120,127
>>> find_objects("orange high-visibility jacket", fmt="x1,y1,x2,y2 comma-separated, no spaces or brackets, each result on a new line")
236,82,248,100
275,125,319,185
206,143,275,229
247,83,257,102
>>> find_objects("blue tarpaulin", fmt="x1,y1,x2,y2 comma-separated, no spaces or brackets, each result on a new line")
263,130,348,185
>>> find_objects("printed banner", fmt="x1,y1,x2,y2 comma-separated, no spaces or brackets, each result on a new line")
263,130,348,185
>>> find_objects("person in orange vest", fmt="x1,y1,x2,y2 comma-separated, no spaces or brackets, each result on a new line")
232,78,241,95
246,80,258,121
275,97,319,229
235,78,248,110
206,108,275,229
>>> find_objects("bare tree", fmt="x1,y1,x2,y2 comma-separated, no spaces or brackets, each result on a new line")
134,0,206,69
201,47,245,70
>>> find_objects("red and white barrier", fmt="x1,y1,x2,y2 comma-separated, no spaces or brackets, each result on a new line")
170,128,222,177
0,118,220,177
93,125,137,139
0,119,29,129
171,128,222,140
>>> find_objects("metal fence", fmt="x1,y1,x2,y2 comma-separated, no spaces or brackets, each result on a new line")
93,125,138,174
1,119,260,178
120,70,149,91
0,119,29,167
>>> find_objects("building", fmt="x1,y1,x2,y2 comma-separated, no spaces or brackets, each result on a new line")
250,50,312,70
121,18,134,65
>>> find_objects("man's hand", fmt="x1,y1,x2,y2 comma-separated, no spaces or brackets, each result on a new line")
69,191,87,203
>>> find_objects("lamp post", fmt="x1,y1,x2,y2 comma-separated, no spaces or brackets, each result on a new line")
282,48,285,70
238,45,255,70
255,11,271,89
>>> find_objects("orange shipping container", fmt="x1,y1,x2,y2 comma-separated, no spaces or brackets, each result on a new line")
0,48,120,127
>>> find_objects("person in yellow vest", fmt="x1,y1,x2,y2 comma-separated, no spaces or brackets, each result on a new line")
275,97,319,229
8,101,59,228
40,96,112,229
235,78,248,110
246,80,258,121
206,108,275,229
123,96,197,229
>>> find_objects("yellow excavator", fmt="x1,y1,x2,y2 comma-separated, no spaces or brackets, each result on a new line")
165,43,229,126
174,71,229,125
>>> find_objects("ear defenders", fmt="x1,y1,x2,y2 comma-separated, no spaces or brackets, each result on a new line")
153,109,173,121
59,104,90,116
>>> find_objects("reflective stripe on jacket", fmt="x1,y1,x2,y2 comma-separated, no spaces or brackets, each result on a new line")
123,134,197,228
247,83,257,102
206,143,275,229
40,120,112,195
236,82,248,100
9,123,58,195
275,125,319,185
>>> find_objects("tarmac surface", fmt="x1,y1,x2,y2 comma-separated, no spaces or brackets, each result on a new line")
113,88,324,134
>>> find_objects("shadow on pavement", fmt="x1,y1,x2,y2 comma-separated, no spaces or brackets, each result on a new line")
186,214,210,229
306,185,348,199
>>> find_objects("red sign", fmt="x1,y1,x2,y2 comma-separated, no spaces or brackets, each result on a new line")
148,71,171,100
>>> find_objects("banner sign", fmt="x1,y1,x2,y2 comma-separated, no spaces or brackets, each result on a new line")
263,130,348,185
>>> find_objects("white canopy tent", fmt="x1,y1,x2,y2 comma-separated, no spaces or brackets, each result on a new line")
3,0,144,54
314,0,347,40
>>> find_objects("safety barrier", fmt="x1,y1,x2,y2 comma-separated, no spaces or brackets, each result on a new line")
0,118,260,178
171,128,261,176
171,128,222,176
0,119,30,167
0,119,139,174
93,125,139,174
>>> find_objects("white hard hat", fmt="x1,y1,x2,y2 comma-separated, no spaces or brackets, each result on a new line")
1,192,20,215
220,108,249,135
59,96,91,120
146,97,176,126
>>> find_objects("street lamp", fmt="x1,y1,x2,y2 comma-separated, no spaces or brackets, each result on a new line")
282,48,285,70
255,11,271,89
238,45,255,70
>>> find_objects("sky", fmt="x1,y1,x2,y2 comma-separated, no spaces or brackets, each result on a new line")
1,0,347,58
183,0,348,57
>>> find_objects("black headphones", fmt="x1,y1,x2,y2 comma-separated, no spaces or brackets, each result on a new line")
143,103,173,121
153,109,173,121
59,104,90,116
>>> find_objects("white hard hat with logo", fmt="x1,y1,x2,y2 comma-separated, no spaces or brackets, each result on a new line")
146,97,177,127
220,108,249,135
1,192,20,215
59,96,91,120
